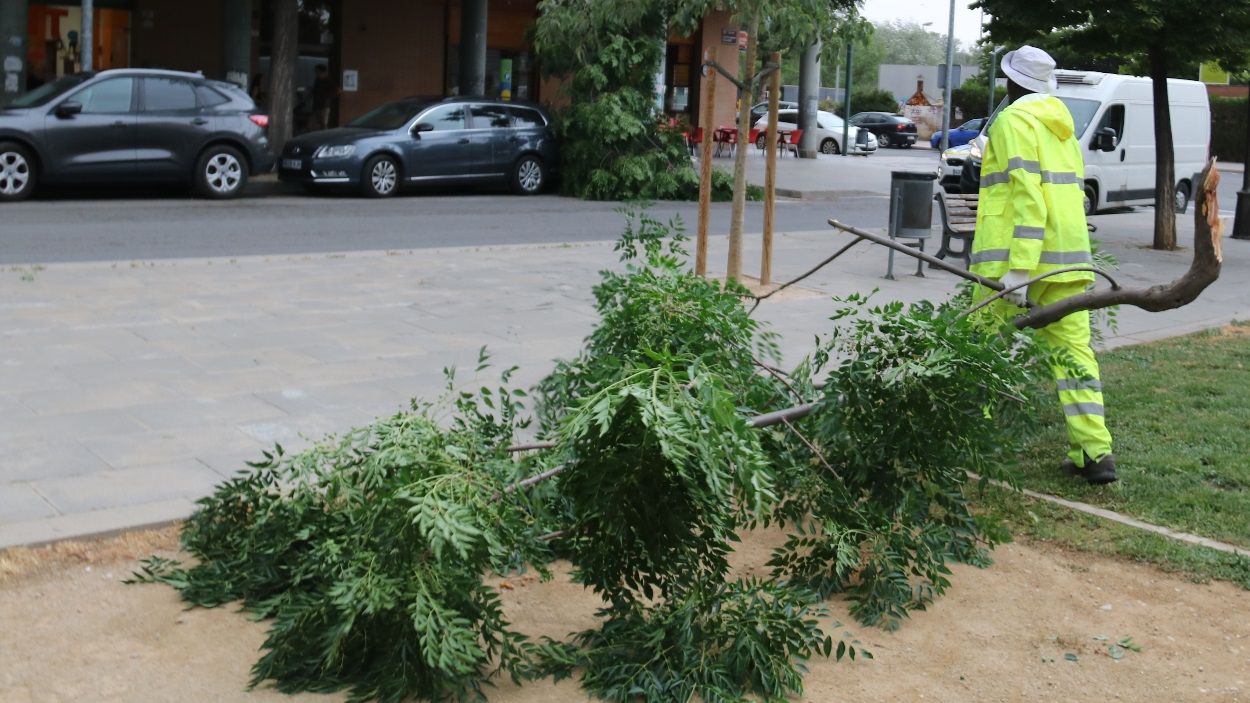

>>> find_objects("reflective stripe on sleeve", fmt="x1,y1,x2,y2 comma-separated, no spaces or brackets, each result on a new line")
1063,402,1105,417
980,158,1041,188
1013,225,1045,240
1057,378,1103,392
1041,171,1080,185
970,249,1010,265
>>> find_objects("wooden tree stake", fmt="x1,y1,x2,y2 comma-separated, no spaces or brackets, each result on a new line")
697,49,717,277
761,51,781,286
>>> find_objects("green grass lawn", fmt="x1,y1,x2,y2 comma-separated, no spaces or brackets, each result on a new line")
988,322,1250,586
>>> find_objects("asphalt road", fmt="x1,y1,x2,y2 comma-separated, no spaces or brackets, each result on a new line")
0,188,897,265
1,144,1239,265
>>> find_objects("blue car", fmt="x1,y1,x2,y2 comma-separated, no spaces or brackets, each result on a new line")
929,118,986,149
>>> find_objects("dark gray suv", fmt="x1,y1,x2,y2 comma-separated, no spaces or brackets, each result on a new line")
0,69,273,201
279,97,559,197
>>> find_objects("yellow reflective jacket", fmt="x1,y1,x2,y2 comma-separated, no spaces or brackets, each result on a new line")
972,94,1094,284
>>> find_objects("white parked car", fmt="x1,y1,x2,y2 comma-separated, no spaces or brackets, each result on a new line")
753,109,876,156
938,143,972,192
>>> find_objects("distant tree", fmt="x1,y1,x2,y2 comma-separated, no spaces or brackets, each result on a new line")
976,0,1250,250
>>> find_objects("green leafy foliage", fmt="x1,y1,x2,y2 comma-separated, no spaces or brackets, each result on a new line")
132,214,1061,701
533,3,741,202
766,295,1054,629
523,578,843,703
130,361,553,702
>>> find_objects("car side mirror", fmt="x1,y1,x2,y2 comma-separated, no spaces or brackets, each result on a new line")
55,101,83,118
413,123,434,135
1092,126,1117,152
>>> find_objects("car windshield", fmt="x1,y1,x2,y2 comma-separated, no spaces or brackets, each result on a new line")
348,100,429,130
7,73,93,108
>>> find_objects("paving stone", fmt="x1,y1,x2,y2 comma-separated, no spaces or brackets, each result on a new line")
79,426,265,470
0,498,196,550
125,395,288,431
0,438,116,483
0,483,59,522
31,461,223,514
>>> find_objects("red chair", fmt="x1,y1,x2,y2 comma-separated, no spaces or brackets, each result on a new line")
749,127,762,151
688,127,704,155
783,129,803,157
715,127,738,157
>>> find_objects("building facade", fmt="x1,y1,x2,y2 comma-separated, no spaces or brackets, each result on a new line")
0,0,745,133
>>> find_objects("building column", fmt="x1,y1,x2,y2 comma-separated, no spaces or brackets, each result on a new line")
80,0,92,71
797,39,820,158
221,0,252,88
458,0,486,96
0,0,26,101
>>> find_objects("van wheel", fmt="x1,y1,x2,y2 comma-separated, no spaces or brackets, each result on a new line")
0,141,37,202
1174,181,1191,214
1083,183,1097,217
820,138,839,155
511,155,546,195
195,145,248,199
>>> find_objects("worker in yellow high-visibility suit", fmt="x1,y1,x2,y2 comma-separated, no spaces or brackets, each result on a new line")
972,45,1116,484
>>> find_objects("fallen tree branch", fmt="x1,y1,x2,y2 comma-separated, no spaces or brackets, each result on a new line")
958,266,1119,319
748,236,865,315
1011,159,1223,329
829,158,1223,331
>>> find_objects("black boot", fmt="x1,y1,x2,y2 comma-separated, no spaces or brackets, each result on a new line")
1080,453,1118,485
1058,453,1118,485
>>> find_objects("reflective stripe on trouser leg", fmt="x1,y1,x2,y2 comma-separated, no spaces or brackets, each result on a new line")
1030,280,1114,465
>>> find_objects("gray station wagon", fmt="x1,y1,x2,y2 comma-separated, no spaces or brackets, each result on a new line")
278,97,559,197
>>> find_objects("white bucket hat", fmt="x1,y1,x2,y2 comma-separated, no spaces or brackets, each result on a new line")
1000,45,1057,93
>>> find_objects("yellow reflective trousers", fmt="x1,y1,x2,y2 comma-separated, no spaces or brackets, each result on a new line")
981,282,1113,464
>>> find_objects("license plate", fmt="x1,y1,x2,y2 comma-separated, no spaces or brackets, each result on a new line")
282,158,303,170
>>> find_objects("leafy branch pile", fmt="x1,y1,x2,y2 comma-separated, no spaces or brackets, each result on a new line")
133,214,1055,701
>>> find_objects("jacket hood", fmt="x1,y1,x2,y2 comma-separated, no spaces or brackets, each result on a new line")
1008,93,1074,141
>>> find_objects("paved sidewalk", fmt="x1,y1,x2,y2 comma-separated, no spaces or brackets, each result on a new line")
2,207,1247,548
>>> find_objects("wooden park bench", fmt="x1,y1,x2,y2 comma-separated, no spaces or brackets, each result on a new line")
933,191,977,269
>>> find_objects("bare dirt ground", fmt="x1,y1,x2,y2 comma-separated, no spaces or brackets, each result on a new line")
2,527,1247,703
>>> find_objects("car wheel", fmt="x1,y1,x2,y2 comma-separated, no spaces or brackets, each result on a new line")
819,138,839,155
0,141,37,202
195,145,248,199
511,154,546,195
879,133,892,148
756,134,767,150
361,154,400,198
1174,181,1191,214
1083,183,1097,217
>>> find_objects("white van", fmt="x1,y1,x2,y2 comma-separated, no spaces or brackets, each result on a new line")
968,70,1210,215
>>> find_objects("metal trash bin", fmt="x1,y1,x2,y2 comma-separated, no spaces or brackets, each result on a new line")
886,170,938,279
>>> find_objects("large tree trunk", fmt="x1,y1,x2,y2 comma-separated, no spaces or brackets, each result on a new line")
1149,41,1177,251
726,12,759,282
268,0,299,155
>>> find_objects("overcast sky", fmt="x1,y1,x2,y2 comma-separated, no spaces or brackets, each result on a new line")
858,0,987,48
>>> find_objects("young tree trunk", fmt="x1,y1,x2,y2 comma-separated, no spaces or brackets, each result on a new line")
726,12,759,282
268,0,299,155
1149,41,1177,251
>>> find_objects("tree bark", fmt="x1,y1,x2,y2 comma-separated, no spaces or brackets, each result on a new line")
726,12,759,282
268,0,299,155
1149,41,1177,251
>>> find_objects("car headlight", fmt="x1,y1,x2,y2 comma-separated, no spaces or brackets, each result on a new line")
314,144,356,159
968,140,982,160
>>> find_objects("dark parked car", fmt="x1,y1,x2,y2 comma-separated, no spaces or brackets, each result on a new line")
848,111,917,148
278,97,558,197
929,117,986,149
0,69,272,201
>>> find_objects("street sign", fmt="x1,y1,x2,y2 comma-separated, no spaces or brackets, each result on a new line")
1200,62,1230,85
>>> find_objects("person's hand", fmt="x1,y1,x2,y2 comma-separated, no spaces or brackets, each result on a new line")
998,269,1031,307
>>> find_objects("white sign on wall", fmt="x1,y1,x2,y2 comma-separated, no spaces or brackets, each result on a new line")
342,70,358,92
